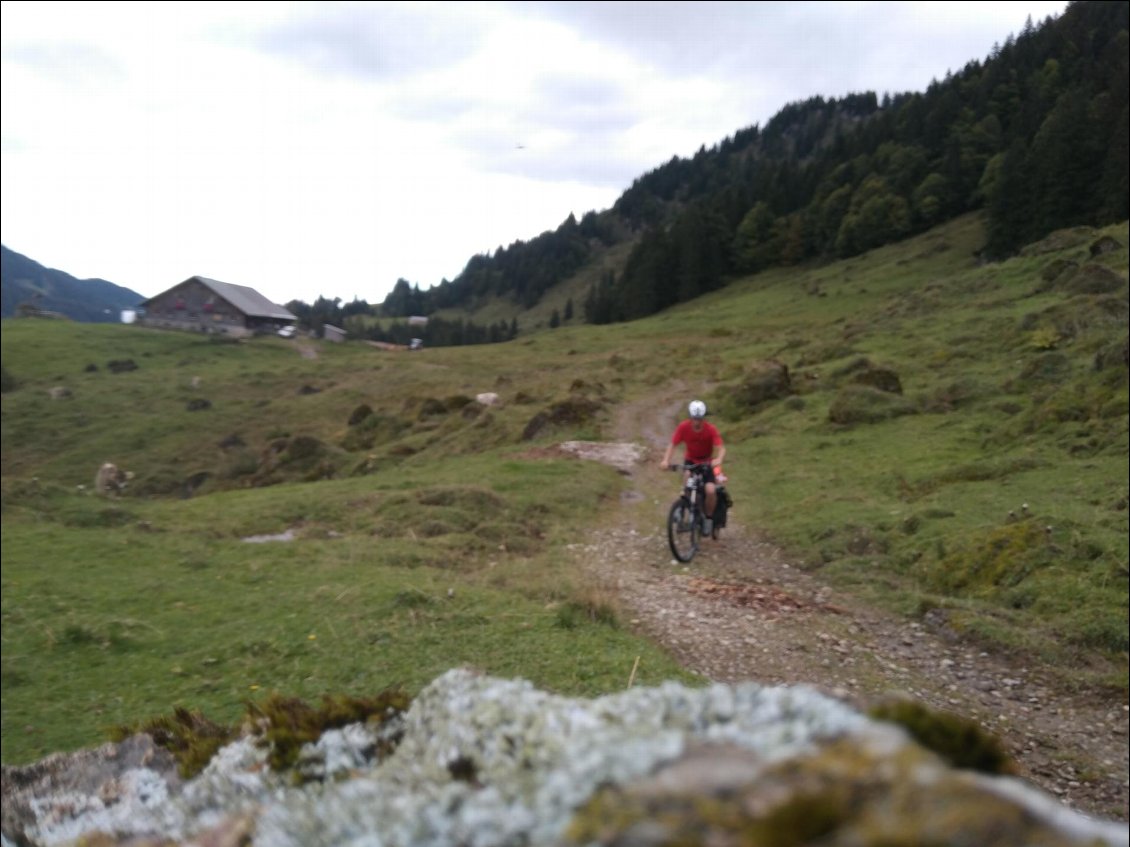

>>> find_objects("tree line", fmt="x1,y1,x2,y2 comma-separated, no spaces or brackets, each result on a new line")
586,0,1127,322
284,295,518,348
295,1,1126,336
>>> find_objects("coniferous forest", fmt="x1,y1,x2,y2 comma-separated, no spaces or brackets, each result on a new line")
293,0,1127,340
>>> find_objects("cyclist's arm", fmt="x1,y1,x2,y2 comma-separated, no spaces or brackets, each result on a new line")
712,444,726,467
660,442,675,468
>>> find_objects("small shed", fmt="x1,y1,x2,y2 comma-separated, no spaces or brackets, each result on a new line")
323,324,347,343
137,277,296,338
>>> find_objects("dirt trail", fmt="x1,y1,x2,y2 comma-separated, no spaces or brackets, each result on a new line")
569,390,1129,822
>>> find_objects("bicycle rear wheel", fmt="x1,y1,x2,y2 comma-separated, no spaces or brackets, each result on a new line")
667,499,699,562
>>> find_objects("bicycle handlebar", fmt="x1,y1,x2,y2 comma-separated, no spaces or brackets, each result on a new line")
669,461,713,472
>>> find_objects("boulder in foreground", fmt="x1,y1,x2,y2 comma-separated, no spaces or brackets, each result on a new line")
2,668,1125,846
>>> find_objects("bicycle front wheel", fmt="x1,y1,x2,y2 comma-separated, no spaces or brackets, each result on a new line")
667,499,699,562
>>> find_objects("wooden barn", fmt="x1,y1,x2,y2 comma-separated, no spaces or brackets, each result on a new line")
138,277,296,338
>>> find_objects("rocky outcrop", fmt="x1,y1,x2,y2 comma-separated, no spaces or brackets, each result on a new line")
557,441,646,475
736,359,793,410
2,669,1125,847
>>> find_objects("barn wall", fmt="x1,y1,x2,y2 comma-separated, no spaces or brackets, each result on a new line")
139,281,250,336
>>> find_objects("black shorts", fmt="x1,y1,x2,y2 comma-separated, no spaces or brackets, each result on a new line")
691,464,716,485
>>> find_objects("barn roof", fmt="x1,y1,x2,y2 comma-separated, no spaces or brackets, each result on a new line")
144,276,296,320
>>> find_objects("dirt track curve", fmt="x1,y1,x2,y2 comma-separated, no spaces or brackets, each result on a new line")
564,390,1129,823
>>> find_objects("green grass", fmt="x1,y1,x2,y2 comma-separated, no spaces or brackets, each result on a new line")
1,462,695,763
2,212,1127,765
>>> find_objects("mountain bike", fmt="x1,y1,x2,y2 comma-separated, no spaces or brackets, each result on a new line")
666,461,723,562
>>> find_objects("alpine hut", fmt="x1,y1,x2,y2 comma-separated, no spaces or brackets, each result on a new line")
138,277,296,338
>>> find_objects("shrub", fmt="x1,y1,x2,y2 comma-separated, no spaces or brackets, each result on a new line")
347,404,374,426
828,385,917,425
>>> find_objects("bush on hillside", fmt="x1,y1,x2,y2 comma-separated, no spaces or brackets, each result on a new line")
828,385,917,425
521,397,603,441
347,404,374,426
738,360,792,408
1063,264,1127,296
341,414,406,452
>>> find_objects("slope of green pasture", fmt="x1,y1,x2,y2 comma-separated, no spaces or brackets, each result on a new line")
3,213,1126,766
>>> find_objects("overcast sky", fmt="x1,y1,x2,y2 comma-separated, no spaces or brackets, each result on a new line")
1,0,1069,308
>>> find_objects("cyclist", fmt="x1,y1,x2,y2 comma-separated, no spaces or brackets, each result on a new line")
659,400,726,533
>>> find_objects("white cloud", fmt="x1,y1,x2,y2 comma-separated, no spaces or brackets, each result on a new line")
2,0,1068,307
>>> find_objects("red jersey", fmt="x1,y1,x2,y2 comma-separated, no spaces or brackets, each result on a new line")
671,420,722,463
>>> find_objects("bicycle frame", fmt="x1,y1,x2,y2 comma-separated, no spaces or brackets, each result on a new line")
667,461,713,562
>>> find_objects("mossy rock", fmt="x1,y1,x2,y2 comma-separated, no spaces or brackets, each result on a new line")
1064,263,1127,295
850,366,902,394
564,737,1044,847
828,385,917,425
341,414,407,451
1089,234,1123,257
112,690,411,780
347,404,374,426
219,448,260,480
281,435,327,464
831,356,903,394
521,397,603,441
831,356,875,378
736,359,793,409
1040,257,1079,284
868,698,1014,774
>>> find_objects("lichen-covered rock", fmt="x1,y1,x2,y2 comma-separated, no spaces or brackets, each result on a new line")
564,738,1122,847
1,669,1125,847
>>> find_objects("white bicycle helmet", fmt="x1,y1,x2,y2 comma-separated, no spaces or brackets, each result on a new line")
688,400,707,419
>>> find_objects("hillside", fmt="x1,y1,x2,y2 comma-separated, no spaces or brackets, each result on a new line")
347,0,1126,337
1,213,1127,817
0,245,146,322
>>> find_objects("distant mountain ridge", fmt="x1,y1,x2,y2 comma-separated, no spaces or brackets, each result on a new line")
0,245,146,322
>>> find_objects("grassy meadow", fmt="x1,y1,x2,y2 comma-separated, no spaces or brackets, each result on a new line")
2,212,1127,766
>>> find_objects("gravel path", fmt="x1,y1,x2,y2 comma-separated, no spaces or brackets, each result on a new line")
565,391,1129,823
